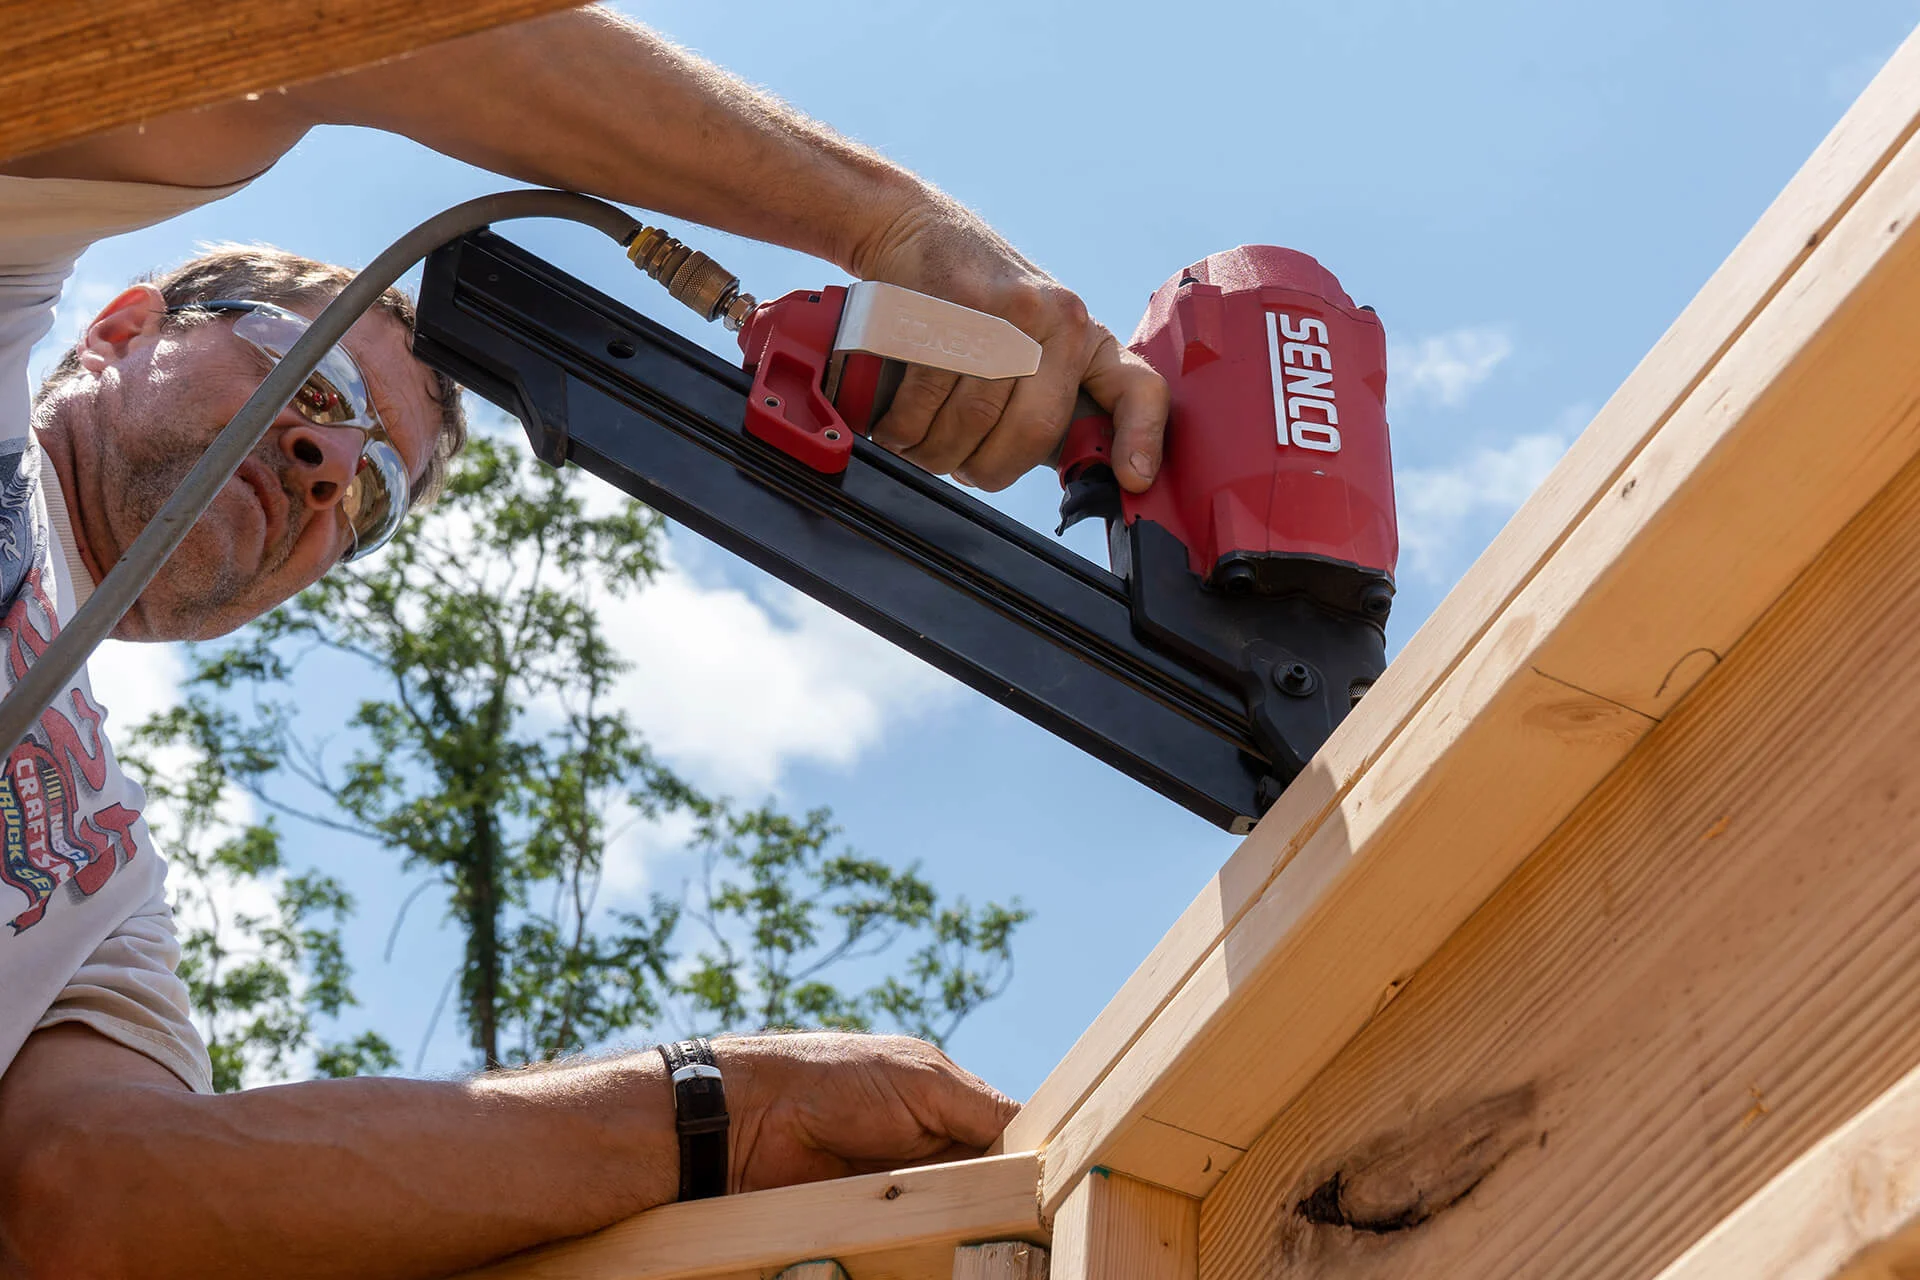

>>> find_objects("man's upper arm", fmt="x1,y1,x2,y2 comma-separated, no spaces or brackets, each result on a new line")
0,1026,188,1276
0,95,307,188
1,1022,188,1117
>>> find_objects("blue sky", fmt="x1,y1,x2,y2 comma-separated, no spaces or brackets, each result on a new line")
39,0,1920,1100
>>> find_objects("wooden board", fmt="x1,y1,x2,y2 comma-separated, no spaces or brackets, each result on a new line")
1651,1059,1920,1280
451,1154,1043,1280
1002,18,1920,1167
951,1242,1049,1280
0,0,582,162
1828,1227,1920,1280
1024,22,1920,1210
1195,398,1920,1276
1050,1172,1196,1280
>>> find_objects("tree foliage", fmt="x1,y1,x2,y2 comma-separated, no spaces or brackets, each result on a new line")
676,800,1027,1044
122,705,398,1092
179,433,1026,1070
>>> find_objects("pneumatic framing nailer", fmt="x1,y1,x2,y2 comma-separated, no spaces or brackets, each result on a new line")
410,230,1398,833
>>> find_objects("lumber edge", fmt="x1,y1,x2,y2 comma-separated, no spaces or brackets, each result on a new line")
450,1153,1044,1280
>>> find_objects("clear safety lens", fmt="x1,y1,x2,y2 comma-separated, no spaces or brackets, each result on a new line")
341,439,408,563
221,303,412,562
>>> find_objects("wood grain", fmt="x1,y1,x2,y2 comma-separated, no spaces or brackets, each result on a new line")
1002,17,1920,1163
1651,1059,1920,1280
952,1242,1049,1280
1829,1225,1920,1280
1197,412,1920,1277
1050,1172,1196,1280
451,1154,1043,1280
0,0,582,162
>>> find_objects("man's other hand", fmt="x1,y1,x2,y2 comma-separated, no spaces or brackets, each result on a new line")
851,193,1170,495
720,1032,1018,1192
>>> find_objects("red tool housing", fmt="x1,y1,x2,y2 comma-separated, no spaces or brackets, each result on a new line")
1063,245,1397,606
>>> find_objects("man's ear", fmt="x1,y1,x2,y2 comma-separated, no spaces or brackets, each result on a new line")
77,284,167,373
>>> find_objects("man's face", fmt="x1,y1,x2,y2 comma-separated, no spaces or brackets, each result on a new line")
56,285,441,641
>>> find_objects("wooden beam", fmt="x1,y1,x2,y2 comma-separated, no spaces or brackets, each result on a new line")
1022,18,1920,1210
1050,1171,1195,1280
1195,401,1920,1273
1002,17,1920,1171
451,1153,1044,1280
1651,1059,1920,1280
0,0,583,163
1828,1227,1920,1280
952,1242,1049,1280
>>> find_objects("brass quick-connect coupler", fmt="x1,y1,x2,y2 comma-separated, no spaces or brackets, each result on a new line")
626,226,758,331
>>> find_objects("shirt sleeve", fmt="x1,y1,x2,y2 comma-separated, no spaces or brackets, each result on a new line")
0,172,255,448
34,889,214,1094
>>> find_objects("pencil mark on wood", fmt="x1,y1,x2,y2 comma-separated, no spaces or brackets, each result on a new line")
1655,646,1723,700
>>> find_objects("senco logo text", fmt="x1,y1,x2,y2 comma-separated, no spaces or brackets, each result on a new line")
890,315,976,362
1266,312,1341,453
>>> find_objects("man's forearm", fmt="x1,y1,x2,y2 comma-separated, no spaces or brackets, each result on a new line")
0,2,1169,492
2,7,931,278
290,7,929,278
3,1028,675,1280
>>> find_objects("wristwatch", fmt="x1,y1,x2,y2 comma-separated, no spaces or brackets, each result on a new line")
658,1038,729,1199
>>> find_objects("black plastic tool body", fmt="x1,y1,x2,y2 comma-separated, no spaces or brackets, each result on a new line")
412,230,1275,830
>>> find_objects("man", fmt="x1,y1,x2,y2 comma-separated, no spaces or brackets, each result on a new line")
0,8,1170,1277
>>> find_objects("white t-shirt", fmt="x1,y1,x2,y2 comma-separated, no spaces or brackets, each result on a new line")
0,174,249,1093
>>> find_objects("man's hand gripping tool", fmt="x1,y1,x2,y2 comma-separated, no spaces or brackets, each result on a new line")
412,231,1397,833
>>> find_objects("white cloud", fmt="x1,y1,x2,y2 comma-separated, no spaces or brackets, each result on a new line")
593,541,958,797
1389,327,1513,409
1396,406,1586,582
554,452,960,800
599,804,700,900
88,638,188,739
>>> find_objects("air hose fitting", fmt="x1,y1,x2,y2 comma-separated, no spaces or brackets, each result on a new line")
624,225,758,330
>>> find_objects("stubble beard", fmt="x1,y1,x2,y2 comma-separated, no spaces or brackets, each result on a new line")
109,407,306,638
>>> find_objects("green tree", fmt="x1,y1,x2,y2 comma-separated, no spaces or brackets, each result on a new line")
185,432,1025,1069
676,800,1027,1045
122,704,398,1092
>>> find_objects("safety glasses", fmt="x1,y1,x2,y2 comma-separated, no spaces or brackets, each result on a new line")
168,299,410,563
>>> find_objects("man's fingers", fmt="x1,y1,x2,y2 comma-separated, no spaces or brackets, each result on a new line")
900,375,1016,478
952,331,1084,490
909,1051,1019,1149
871,364,958,452
1080,336,1169,493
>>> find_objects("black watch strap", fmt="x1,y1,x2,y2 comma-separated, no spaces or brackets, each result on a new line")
659,1038,728,1200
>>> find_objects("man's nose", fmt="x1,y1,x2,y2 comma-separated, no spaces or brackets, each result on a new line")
281,422,362,510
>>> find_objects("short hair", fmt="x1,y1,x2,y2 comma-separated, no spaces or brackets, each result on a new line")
35,243,467,509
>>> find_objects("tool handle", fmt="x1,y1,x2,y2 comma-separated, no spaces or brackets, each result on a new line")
1053,391,1115,480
